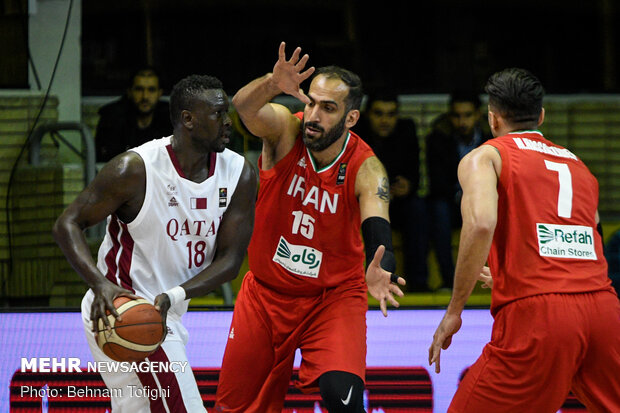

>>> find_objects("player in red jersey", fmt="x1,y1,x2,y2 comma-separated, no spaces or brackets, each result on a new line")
214,43,406,412
429,68,620,412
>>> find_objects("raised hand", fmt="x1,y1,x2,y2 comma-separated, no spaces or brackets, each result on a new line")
271,42,315,104
365,245,406,317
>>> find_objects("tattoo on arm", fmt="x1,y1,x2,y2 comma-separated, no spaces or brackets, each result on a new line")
375,178,390,202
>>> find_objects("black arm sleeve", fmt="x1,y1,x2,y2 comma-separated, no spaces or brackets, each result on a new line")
361,216,396,273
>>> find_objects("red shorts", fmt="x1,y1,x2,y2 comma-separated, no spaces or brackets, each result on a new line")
449,290,620,413
214,271,368,413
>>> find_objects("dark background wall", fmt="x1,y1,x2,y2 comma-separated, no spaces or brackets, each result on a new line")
79,0,618,96
0,0,617,95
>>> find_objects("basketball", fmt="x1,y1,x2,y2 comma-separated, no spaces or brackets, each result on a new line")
95,296,165,362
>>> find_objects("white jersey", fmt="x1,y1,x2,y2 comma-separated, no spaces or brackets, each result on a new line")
85,136,245,319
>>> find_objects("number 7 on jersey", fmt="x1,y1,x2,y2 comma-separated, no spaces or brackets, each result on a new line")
544,160,572,218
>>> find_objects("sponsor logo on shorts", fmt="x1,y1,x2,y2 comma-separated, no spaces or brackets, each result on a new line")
273,236,322,278
536,223,597,260
341,385,353,405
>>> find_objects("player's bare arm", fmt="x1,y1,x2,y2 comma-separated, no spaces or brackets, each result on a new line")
154,159,258,322
52,152,145,330
232,42,315,169
429,145,501,373
356,156,406,317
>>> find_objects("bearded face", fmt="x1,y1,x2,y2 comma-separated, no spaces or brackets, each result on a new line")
301,113,347,151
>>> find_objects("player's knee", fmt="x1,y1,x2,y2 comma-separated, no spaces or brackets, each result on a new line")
319,371,365,413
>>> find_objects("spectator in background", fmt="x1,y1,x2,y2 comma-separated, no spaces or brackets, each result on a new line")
95,67,172,162
426,91,492,290
356,90,429,291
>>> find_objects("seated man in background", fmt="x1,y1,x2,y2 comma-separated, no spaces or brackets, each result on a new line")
425,90,492,290
95,67,172,162
355,90,429,291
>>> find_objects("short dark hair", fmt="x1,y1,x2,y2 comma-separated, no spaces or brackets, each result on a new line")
314,66,363,112
129,67,160,87
365,88,399,112
169,75,224,126
449,90,481,109
485,68,544,124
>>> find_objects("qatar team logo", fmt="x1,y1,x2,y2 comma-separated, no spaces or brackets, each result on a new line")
273,236,322,278
191,197,207,209
536,223,597,260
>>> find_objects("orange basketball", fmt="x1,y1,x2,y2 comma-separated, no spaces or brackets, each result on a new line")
95,296,165,362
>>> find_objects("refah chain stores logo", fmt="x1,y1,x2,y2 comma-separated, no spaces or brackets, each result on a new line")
273,236,322,278
536,223,596,260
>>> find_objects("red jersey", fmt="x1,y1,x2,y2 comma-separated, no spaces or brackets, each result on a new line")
485,131,613,314
248,116,375,296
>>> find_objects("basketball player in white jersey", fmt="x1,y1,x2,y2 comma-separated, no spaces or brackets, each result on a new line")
54,75,257,413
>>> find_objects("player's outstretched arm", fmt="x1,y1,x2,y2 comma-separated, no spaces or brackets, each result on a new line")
232,42,314,157
160,159,257,304
429,145,501,373
52,153,143,330
357,156,406,317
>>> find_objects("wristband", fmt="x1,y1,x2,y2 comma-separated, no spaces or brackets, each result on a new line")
361,216,396,273
164,286,186,307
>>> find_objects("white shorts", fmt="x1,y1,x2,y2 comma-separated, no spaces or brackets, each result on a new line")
81,290,207,413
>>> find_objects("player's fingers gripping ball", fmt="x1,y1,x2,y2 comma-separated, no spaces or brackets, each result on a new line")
95,297,165,362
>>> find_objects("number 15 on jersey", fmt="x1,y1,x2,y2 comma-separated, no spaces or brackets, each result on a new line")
291,211,315,240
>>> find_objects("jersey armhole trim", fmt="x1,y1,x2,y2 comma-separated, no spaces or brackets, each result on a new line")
484,140,509,185
258,136,303,180
221,154,246,207
126,150,152,230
